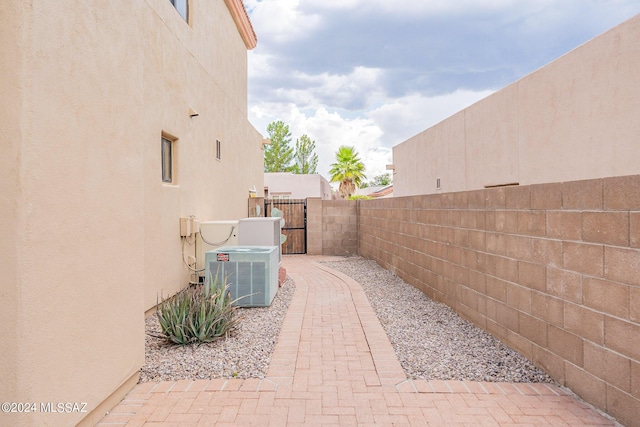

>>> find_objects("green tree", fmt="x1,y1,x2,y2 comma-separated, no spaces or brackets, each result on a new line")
371,173,392,186
292,134,318,174
329,146,367,199
264,121,294,172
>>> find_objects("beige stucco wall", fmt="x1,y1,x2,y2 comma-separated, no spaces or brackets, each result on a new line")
393,14,640,197
265,172,333,199
0,0,22,418
141,0,264,309
0,1,263,425
0,3,146,426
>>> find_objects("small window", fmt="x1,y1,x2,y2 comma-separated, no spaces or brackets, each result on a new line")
216,140,221,161
162,137,173,183
170,0,188,22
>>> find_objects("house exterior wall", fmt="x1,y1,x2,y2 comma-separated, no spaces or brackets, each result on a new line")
0,1,262,425
0,1,23,418
141,0,264,311
393,14,640,197
359,176,640,426
264,173,333,200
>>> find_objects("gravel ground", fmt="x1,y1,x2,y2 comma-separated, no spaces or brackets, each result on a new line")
141,257,553,384
322,257,554,383
140,277,295,382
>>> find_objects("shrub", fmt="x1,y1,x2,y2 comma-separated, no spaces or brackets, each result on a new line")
156,276,238,345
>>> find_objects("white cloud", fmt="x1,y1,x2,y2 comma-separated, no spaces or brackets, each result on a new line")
247,50,273,79
369,89,495,144
250,103,387,180
301,66,384,107
245,0,322,43
246,0,640,189
262,65,385,109
293,107,386,180
249,89,496,181
300,0,534,16
384,0,534,15
249,39,389,111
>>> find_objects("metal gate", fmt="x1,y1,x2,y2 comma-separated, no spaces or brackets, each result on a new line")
264,199,307,254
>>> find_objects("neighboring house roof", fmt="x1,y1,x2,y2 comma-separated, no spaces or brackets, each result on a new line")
355,186,384,196
356,184,393,198
264,172,333,200
369,184,393,198
224,0,257,49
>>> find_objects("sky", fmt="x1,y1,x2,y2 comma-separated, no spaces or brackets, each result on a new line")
244,0,640,183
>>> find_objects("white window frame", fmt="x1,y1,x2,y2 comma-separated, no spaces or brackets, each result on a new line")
162,136,173,183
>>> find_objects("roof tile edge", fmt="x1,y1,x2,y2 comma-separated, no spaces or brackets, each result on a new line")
224,0,257,50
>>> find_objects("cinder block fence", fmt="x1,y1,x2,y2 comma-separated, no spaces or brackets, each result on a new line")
307,199,359,256
310,175,640,427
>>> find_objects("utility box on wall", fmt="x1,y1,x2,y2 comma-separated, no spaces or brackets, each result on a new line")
205,246,279,307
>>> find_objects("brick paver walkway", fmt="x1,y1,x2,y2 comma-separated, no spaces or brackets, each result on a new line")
97,256,615,426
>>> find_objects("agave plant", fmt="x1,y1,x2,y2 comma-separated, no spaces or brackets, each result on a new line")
156,274,239,345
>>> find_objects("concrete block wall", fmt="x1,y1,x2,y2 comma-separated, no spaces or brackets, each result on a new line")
358,175,640,427
306,198,323,255
307,199,359,256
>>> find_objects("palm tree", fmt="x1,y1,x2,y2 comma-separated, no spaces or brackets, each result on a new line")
329,146,366,198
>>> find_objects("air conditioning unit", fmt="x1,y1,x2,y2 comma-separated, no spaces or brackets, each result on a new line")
238,217,282,263
205,246,279,307
196,221,238,279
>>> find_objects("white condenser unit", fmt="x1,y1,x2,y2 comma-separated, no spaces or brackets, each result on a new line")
205,246,279,307
196,221,238,279
238,217,282,263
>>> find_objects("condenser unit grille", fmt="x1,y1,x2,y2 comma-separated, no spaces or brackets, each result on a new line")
205,246,278,307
